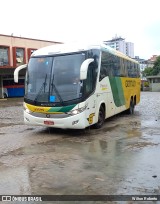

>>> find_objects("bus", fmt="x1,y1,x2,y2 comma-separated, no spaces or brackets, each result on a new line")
14,42,140,129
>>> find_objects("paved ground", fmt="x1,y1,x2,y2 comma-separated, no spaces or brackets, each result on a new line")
0,92,160,204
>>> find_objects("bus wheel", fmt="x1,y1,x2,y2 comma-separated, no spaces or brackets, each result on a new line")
94,106,105,129
127,99,135,115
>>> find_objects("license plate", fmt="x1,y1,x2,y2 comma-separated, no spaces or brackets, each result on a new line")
44,121,54,125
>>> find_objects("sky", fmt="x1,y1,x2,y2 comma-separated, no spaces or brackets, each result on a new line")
1,0,160,59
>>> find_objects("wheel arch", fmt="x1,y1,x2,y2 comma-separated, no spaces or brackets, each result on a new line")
95,101,106,122
134,95,136,105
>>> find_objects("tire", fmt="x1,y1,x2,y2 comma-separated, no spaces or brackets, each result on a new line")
94,106,105,129
127,99,135,115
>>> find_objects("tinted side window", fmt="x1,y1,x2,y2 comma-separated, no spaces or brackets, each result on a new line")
100,52,140,80
100,52,113,80
120,59,125,77
100,52,108,81
127,61,131,77
127,61,140,78
135,63,140,77
100,52,122,81
113,56,120,76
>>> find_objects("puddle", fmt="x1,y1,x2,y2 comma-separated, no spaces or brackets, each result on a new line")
126,129,142,138
101,124,120,132
0,145,56,157
125,141,159,151
0,128,160,196
0,166,31,194
0,123,16,128
0,161,4,166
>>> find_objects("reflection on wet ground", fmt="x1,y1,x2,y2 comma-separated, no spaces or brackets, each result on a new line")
0,93,160,203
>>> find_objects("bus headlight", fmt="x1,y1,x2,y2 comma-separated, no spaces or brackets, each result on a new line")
25,108,32,114
67,105,87,116
23,103,32,114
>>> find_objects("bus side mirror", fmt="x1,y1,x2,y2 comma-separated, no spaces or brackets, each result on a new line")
14,64,27,83
80,58,94,80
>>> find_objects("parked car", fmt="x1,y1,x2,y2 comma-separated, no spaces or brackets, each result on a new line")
0,87,8,98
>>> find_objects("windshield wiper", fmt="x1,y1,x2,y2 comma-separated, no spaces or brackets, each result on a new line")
34,74,47,102
50,76,64,106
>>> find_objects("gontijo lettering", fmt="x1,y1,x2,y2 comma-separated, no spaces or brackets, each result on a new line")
125,80,136,87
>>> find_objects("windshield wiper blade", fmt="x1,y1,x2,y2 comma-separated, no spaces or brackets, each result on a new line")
34,74,47,102
50,77,64,106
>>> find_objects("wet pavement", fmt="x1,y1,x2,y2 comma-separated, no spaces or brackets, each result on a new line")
0,92,160,204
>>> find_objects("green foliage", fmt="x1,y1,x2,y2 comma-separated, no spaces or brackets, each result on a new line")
152,56,160,75
144,81,149,87
142,67,153,77
142,56,160,76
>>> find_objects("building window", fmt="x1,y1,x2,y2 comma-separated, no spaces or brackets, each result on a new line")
16,48,24,65
153,78,160,83
13,47,26,67
27,48,37,60
0,46,10,67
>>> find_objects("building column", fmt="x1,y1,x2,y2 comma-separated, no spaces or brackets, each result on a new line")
151,79,153,91
0,75,3,98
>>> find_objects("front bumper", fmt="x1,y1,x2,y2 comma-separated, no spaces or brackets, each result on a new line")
24,111,88,129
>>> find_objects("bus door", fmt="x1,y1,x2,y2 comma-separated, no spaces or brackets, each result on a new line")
85,64,97,126
98,77,115,119
107,91,115,117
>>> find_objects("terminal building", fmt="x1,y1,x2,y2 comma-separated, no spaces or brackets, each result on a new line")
0,34,61,98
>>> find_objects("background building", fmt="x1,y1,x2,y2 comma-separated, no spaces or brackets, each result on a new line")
0,34,62,98
146,55,158,68
147,75,160,92
126,42,134,58
133,56,147,79
104,36,134,58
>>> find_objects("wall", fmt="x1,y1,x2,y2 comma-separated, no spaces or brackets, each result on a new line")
150,83,160,92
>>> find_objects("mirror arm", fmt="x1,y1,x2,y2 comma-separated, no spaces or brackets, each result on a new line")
80,58,94,80
14,64,27,83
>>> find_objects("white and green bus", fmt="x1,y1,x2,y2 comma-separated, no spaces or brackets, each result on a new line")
14,42,140,129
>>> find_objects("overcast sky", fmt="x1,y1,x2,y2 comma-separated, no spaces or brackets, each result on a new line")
1,0,160,59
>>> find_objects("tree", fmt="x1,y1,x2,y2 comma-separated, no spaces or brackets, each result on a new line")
152,56,160,75
142,56,160,77
142,67,153,77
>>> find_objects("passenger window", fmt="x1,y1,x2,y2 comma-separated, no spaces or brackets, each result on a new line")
113,56,120,76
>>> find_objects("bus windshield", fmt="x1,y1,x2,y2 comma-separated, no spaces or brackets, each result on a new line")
25,53,86,104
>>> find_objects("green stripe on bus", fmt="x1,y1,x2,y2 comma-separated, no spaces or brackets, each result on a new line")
109,77,125,107
48,107,62,112
60,104,76,112
48,104,76,113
